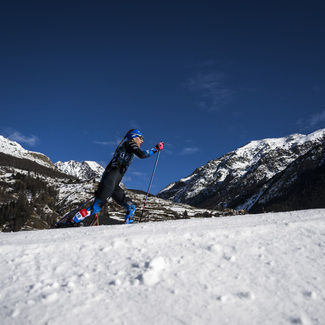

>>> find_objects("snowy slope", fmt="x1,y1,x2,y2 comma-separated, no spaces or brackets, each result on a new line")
1,209,324,325
0,135,54,168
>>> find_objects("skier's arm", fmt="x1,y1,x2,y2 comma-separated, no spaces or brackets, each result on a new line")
127,141,163,159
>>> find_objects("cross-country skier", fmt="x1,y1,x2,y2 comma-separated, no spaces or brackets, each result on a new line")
68,129,164,225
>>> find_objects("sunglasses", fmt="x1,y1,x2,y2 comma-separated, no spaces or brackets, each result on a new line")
137,135,144,140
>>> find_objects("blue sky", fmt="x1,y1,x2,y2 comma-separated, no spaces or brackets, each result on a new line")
1,1,325,194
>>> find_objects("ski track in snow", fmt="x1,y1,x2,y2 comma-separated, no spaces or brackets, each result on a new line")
1,209,325,325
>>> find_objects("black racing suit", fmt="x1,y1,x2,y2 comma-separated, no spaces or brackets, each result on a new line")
95,140,156,205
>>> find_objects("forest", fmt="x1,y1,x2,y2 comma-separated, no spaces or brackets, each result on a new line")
0,173,59,231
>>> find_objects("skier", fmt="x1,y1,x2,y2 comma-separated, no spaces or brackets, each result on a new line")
68,129,164,225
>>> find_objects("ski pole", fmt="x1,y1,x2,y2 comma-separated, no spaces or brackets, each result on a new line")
139,150,161,222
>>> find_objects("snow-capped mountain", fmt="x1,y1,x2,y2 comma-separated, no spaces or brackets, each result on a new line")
0,136,104,181
0,135,232,232
55,160,105,180
1,128,324,232
0,135,54,168
158,128,325,213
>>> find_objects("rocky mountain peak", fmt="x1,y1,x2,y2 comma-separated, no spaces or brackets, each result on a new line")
55,160,105,180
0,135,54,168
157,128,325,212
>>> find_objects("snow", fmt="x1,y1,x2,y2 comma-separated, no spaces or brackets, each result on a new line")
84,160,104,173
0,135,53,168
55,160,104,180
243,128,325,153
158,128,325,210
0,135,27,157
1,209,325,325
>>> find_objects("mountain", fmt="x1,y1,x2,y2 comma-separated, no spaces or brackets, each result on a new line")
0,135,54,168
0,136,230,232
157,129,325,213
55,160,105,180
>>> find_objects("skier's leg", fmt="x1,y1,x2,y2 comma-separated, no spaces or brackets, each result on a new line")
112,187,136,224
71,169,122,224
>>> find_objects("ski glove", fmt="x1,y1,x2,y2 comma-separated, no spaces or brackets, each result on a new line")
155,142,164,151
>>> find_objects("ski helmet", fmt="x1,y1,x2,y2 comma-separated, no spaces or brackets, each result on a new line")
126,129,143,140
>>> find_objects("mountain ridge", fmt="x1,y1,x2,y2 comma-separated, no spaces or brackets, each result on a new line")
157,128,325,212
1,129,324,231
0,135,54,168
0,135,230,232
55,160,105,180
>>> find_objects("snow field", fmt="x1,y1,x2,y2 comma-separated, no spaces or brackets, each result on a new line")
0,209,325,325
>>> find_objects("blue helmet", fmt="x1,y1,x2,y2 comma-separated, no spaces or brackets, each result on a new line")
126,129,143,140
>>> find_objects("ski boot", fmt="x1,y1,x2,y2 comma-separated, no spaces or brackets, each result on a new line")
124,202,136,224
71,198,103,224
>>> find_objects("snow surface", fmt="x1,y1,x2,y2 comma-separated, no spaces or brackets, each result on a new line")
1,209,325,325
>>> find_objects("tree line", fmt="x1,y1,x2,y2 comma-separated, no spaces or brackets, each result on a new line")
0,173,59,232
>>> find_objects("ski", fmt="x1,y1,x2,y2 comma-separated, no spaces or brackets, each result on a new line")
52,196,95,228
